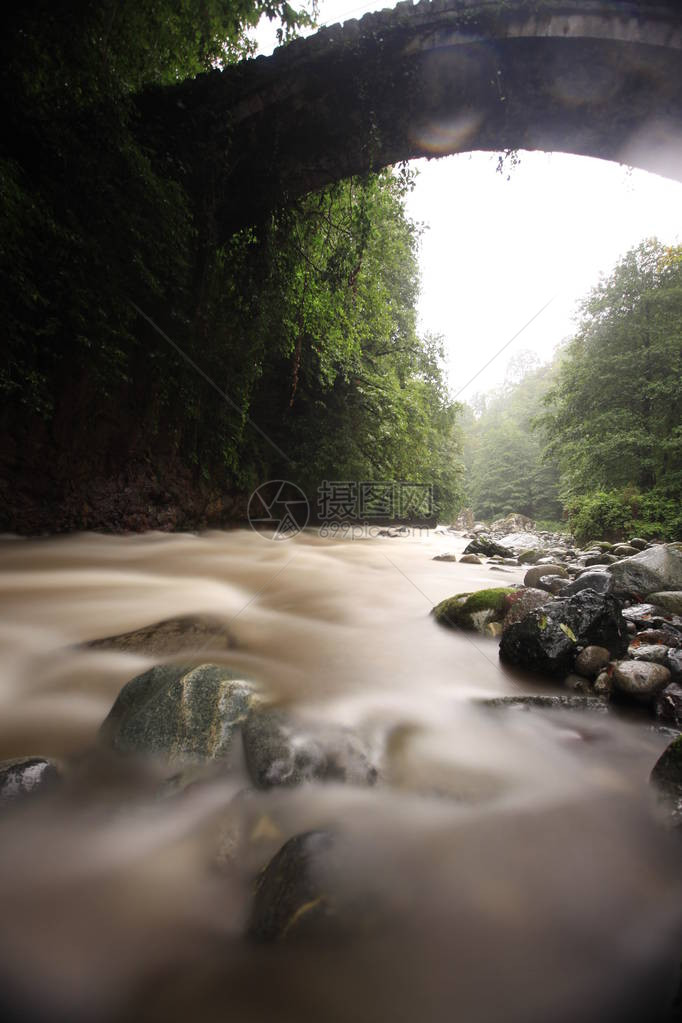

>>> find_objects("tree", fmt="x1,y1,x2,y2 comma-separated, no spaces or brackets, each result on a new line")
539,239,682,540
460,355,562,523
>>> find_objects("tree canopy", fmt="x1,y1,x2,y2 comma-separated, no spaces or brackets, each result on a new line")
538,239,682,540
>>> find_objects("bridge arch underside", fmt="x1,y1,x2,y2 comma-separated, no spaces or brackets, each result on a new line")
153,5,682,236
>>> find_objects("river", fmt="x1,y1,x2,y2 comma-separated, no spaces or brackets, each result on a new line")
0,527,680,1022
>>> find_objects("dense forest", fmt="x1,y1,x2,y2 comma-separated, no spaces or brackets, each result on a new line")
460,238,682,542
0,0,461,532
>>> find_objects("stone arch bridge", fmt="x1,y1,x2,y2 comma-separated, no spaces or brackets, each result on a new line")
141,0,682,237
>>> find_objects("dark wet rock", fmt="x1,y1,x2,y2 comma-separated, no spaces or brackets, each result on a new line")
87,616,234,656
523,564,568,589
607,544,682,597
482,695,608,713
628,643,671,665
574,645,611,678
463,536,512,558
629,537,649,550
562,571,614,597
458,554,482,564
432,553,458,562
654,684,682,729
667,648,682,683
0,757,60,805
536,574,568,595
648,592,682,615
501,587,552,632
611,660,671,703
585,541,614,552
499,590,628,677
99,663,255,767
248,831,338,942
650,735,682,827
242,705,377,789
432,588,516,634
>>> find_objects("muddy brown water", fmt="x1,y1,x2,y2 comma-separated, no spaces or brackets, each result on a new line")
0,528,679,1023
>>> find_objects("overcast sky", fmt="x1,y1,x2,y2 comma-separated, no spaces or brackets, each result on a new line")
254,0,682,401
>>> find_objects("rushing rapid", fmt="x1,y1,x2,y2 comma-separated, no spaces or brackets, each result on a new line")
0,528,679,1023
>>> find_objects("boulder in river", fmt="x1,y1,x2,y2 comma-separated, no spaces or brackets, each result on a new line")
523,564,568,589
611,660,671,704
432,553,459,563
499,590,628,677
650,735,682,827
432,588,516,634
607,544,682,598
242,704,377,789
248,831,338,942
458,554,482,564
463,536,513,558
99,663,255,767
668,648,682,683
0,757,60,806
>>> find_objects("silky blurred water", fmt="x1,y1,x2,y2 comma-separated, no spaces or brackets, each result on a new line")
0,528,679,1023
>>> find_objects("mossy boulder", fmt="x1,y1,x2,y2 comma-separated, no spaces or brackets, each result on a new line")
432,588,516,634
99,663,256,768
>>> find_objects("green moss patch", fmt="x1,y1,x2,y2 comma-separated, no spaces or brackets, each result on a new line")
432,588,516,631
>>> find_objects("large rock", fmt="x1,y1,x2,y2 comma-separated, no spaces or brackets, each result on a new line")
99,663,255,766
501,587,552,632
242,705,377,789
248,831,337,942
648,592,682,615
650,735,682,827
463,536,513,558
523,564,568,589
607,544,682,598
611,660,671,703
0,757,60,806
432,588,516,634
499,590,628,677
563,570,614,597
87,616,233,656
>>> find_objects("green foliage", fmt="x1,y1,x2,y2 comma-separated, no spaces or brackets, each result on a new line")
540,239,682,541
1,2,461,523
459,352,562,522
566,488,682,544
